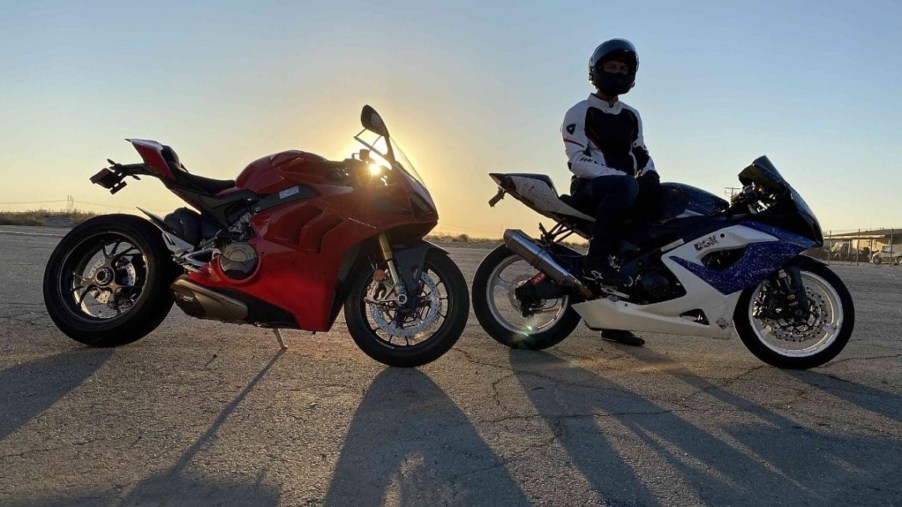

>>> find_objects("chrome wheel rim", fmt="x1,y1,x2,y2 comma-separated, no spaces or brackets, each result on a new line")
749,271,844,357
363,265,449,348
485,254,568,335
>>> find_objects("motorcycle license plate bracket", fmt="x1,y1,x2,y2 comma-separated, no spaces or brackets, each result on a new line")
90,162,150,194
90,168,128,194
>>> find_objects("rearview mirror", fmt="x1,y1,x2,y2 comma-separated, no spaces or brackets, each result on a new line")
361,105,390,138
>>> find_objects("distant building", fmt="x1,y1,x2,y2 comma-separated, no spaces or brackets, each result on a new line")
819,228,901,263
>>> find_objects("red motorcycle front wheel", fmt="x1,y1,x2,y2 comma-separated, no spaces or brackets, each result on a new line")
344,252,469,367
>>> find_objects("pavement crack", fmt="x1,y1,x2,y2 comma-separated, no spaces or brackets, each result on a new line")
676,365,767,404
451,347,512,371
822,353,902,365
509,368,636,393
490,372,517,410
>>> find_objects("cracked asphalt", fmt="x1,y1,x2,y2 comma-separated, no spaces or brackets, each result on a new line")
0,225,900,506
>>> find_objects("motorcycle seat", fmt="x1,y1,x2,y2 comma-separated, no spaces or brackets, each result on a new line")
181,173,236,194
161,145,235,194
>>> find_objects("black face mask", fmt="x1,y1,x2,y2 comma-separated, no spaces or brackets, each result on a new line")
595,71,635,96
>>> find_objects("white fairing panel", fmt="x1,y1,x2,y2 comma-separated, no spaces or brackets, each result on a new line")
508,175,595,222
573,225,778,339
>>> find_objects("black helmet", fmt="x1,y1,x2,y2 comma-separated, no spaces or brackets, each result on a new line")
589,38,639,95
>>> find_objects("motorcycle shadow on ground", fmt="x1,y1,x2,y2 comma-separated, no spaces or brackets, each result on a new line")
113,350,285,506
325,368,529,506
0,348,112,442
787,369,902,423
13,350,285,507
569,345,901,505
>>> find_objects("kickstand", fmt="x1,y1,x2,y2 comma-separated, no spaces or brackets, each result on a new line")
272,328,288,350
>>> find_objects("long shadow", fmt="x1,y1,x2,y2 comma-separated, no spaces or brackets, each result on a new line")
326,368,529,507
509,349,872,506
0,349,112,442
787,369,902,423
114,350,285,506
15,351,285,507
618,347,902,505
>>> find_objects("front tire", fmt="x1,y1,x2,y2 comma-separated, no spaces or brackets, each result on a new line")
43,214,177,347
734,262,854,369
344,252,468,367
472,245,580,350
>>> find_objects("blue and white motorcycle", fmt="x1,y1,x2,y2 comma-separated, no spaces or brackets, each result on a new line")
472,156,854,369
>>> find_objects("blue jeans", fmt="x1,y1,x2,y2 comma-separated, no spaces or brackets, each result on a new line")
571,175,639,259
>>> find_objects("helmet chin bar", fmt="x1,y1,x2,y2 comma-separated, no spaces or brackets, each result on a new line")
592,70,636,96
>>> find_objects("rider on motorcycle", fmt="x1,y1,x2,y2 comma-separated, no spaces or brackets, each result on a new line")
561,38,659,346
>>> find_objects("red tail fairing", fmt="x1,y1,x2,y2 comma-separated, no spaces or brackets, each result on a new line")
128,139,175,179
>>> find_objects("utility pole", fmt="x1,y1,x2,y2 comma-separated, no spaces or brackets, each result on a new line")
67,195,74,213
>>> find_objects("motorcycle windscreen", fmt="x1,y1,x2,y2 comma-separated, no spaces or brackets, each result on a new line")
741,156,823,244
739,155,789,193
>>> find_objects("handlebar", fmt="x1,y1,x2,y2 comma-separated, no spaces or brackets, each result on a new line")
727,183,787,217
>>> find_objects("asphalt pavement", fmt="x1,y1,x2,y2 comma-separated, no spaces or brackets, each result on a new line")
0,226,900,506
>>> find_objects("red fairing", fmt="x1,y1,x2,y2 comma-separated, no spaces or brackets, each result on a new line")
185,150,438,331
234,150,331,194
129,139,174,180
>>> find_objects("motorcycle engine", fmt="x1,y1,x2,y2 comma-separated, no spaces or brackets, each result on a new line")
163,208,219,246
635,268,673,303
219,242,258,280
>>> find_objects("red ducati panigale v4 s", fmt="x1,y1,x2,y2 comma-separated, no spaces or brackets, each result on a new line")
43,106,469,367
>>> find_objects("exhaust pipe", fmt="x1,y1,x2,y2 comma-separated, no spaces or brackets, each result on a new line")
503,229,593,298
171,276,248,322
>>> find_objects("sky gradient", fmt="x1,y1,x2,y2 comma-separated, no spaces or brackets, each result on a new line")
2,0,900,237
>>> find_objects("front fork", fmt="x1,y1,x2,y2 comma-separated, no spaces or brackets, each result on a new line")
377,233,409,307
773,265,811,321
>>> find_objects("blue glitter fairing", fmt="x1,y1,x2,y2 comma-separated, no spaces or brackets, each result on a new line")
671,223,817,295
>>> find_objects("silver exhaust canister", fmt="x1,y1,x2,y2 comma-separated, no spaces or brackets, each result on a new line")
502,229,593,298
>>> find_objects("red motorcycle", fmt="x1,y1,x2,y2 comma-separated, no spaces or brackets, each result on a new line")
43,106,469,367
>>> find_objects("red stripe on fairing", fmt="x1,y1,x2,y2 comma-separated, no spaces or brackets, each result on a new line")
564,139,584,147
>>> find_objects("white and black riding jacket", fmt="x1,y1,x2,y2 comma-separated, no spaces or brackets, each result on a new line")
561,94,656,180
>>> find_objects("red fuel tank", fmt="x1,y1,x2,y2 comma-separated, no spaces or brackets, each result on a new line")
234,150,330,195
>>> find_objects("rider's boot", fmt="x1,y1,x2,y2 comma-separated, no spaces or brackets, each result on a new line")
581,255,631,287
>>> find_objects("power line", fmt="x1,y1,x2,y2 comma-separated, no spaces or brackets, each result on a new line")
0,199,67,205
77,200,139,211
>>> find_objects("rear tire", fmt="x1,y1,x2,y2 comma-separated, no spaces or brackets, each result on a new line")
344,252,468,367
43,214,178,347
472,245,580,350
734,262,854,369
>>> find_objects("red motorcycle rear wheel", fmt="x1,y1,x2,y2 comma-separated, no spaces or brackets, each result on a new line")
43,214,178,347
